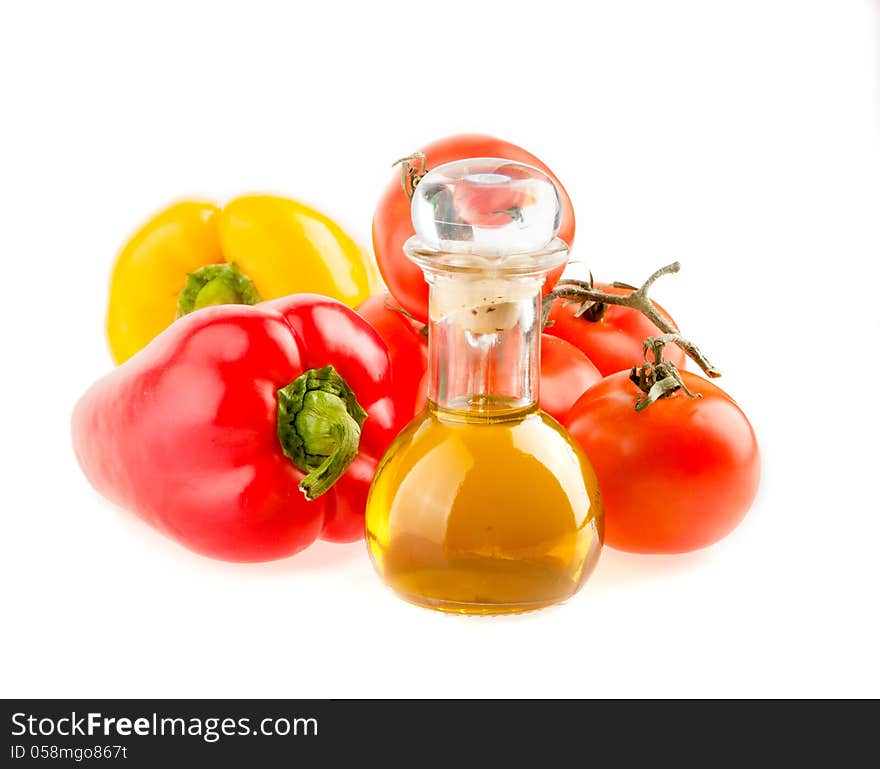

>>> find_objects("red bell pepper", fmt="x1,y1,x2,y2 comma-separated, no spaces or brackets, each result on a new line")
73,294,402,562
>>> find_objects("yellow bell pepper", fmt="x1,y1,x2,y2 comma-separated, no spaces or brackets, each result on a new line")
106,195,376,364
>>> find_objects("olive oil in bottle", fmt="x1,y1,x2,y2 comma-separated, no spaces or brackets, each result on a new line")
365,159,603,614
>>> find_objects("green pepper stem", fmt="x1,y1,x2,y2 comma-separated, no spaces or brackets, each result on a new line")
276,366,368,501
176,262,261,318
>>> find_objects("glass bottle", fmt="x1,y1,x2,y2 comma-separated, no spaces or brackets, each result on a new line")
365,159,603,614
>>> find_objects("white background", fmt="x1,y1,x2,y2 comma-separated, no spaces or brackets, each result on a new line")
1,1,878,698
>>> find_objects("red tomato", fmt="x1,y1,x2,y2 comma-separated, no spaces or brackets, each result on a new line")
357,293,428,420
564,371,760,554
546,283,687,376
373,134,577,323
538,335,603,422
411,333,601,423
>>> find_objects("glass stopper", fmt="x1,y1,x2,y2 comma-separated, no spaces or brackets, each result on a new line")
411,158,562,256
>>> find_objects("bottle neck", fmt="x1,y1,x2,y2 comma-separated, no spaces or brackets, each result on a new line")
426,273,542,418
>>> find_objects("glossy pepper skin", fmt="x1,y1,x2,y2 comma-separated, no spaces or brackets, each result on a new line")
106,201,223,364
75,295,401,561
106,196,375,364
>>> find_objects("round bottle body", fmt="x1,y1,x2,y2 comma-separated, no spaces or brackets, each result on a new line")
365,401,603,614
